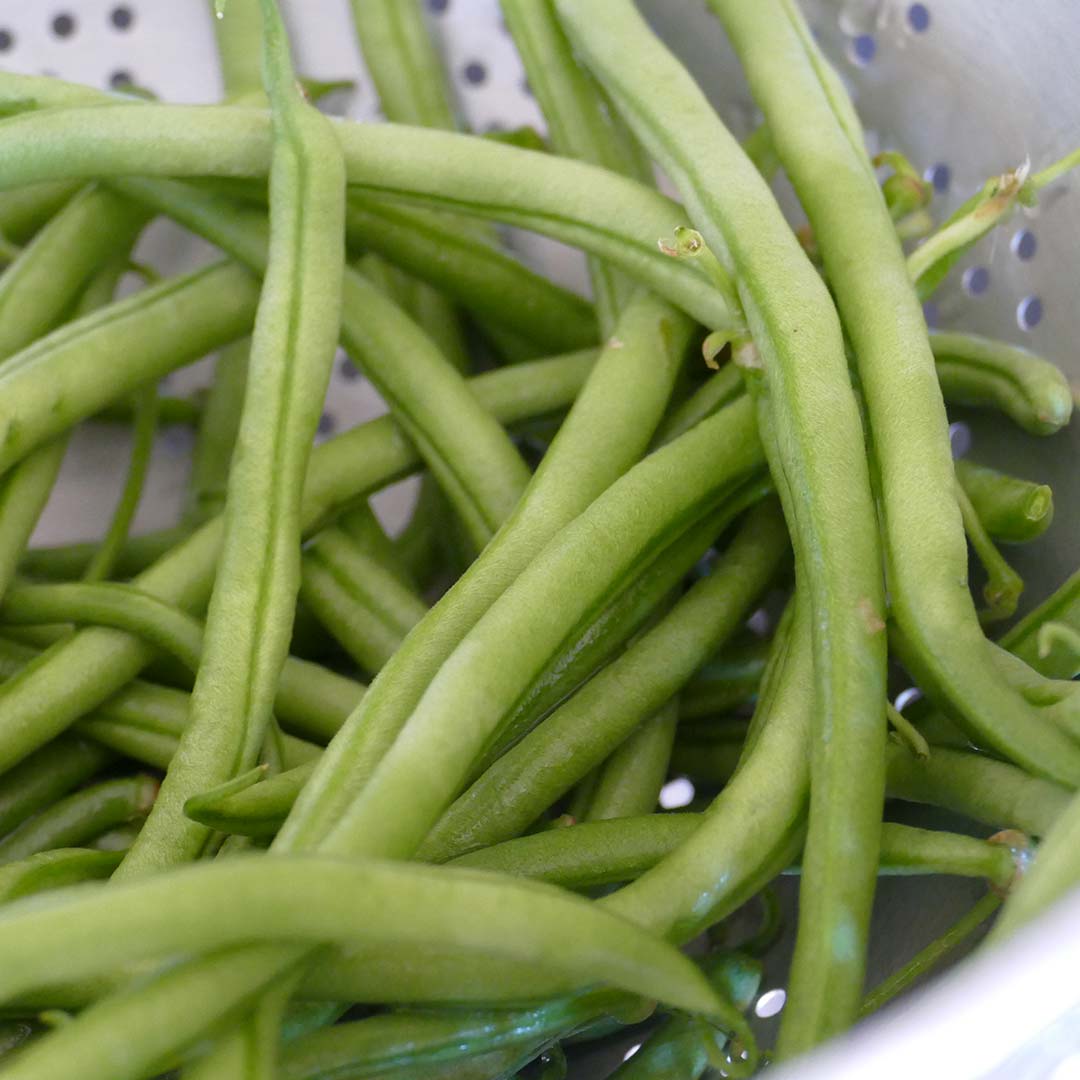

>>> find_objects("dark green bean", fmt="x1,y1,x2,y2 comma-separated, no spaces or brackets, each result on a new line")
316,400,766,862
956,459,1054,544
299,527,428,674
183,338,248,526
279,990,638,1080
0,775,156,863
0,737,112,839
680,639,770,719
956,481,1023,622
419,498,785,862
0,848,122,903
583,700,680,822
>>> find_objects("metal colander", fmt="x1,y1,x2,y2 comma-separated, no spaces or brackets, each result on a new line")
1,1,1077,1077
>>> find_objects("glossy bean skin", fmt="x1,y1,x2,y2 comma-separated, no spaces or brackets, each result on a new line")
0,775,157,863
0,351,592,774
0,737,112,839
956,459,1054,544
419,498,786,862
278,990,639,1080
0,848,123,903
558,0,888,1049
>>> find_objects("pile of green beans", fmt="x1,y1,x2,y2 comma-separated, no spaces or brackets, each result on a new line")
0,0,1074,1075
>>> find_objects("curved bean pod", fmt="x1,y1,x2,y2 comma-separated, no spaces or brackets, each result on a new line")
0,80,732,331
277,299,684,853
0,775,156,863
0,848,122,903
711,0,1080,792
0,349,591,773
315,399,765,861
558,1,888,1048
0,856,724,1019
956,459,1054,544
419,498,785,862
0,736,112,839
119,0,347,877
930,330,1072,435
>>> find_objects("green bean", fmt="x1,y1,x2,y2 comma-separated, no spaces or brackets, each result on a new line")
583,700,679,822
719,0,1080,788
314,400,764,862
348,0,456,130
956,459,1053,544
343,198,598,354
299,527,428,673
81,387,160,583
479,494,764,770
419,498,785,862
277,299,681,854
955,482,1023,622
183,339,249,526
0,81,733,331
119,0,347,878
560,1,889,1050
0,775,156,863
885,743,1070,837
862,892,1001,1016
20,526,191,581
210,0,264,100
680,640,770,719
502,0,651,331
0,737,112,839
0,189,148,598
0,259,259,475
0,350,592,775
930,330,1072,436
602,597,809,942
107,178,532,553
0,181,79,244
454,817,1017,892
0,943,299,1080
279,990,637,1080
0,856,724,1020
449,814,703,889
0,582,202,672
0,848,121,902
